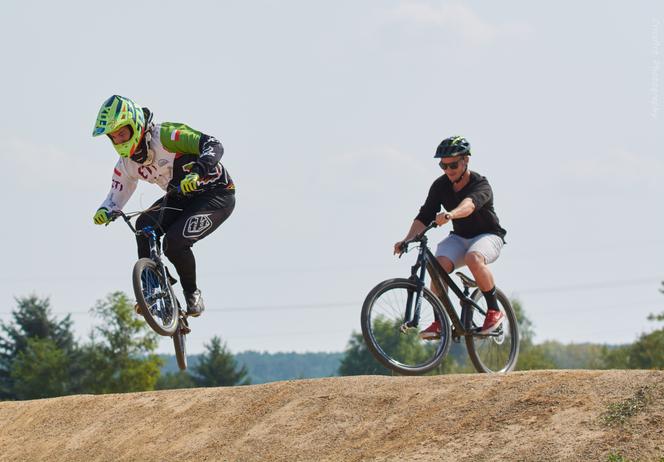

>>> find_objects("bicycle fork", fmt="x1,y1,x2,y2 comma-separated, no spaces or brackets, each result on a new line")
401,247,429,332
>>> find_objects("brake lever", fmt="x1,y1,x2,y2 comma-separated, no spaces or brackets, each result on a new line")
397,243,409,259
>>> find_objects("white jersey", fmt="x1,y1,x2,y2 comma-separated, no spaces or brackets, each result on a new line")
98,122,233,212
99,125,175,212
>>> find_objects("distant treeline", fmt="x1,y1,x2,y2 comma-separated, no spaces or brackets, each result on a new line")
157,341,634,384
161,351,344,384
1,288,662,400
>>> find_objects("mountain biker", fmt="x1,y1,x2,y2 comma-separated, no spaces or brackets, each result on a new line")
92,95,236,317
393,136,507,337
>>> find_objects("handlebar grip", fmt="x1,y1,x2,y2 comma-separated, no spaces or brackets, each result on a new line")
104,210,121,226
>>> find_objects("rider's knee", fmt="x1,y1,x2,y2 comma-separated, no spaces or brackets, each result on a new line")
464,251,486,269
135,213,152,230
163,233,192,258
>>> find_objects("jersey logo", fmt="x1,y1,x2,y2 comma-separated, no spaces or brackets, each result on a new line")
183,214,213,239
138,165,156,179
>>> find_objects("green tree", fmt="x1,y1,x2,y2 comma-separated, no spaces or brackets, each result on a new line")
512,299,556,370
614,310,664,369
77,292,162,393
156,371,196,390
603,284,664,370
192,336,250,387
10,338,70,400
338,330,391,376
338,317,460,376
0,295,77,399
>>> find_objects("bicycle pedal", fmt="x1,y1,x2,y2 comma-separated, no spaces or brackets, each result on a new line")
179,316,191,335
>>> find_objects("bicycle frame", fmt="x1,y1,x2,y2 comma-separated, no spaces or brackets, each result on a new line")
112,192,176,295
404,232,491,338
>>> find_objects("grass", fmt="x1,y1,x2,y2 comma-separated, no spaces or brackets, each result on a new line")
601,386,651,427
606,453,628,462
606,454,664,462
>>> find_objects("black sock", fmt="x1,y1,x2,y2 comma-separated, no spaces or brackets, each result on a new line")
482,287,499,312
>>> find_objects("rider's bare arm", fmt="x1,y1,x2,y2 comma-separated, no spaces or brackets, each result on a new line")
449,197,475,219
394,220,428,254
436,197,475,225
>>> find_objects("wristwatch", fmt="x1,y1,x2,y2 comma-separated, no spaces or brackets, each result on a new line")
443,212,452,220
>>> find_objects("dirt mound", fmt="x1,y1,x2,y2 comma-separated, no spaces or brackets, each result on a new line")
1,370,663,461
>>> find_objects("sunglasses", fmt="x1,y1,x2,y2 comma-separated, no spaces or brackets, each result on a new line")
439,159,462,170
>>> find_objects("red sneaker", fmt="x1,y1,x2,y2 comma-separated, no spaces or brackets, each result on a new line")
479,310,505,334
419,320,441,340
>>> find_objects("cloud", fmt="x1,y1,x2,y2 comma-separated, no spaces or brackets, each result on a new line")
559,149,663,192
386,1,534,45
5,136,103,191
319,145,432,196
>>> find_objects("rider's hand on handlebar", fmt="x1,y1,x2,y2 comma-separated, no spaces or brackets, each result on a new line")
435,212,452,226
393,240,407,256
93,207,110,225
180,172,200,194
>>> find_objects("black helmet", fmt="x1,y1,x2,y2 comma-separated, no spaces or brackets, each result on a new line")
434,136,471,158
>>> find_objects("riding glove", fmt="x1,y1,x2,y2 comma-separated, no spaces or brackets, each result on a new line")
93,207,110,225
180,172,200,194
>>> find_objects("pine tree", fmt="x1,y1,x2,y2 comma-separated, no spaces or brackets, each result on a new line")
0,295,77,399
10,338,70,399
192,336,250,387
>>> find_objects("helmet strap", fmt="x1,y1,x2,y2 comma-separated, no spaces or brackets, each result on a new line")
130,108,155,164
453,159,469,184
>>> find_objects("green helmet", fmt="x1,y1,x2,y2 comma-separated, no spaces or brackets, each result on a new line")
92,95,146,158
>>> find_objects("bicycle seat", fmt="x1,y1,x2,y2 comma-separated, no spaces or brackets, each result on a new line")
455,272,477,288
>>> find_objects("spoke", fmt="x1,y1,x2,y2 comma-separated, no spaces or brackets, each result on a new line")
369,285,443,369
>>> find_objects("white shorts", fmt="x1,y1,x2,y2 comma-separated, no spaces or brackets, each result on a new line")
435,233,504,270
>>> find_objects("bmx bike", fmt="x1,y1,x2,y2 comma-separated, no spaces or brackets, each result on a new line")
108,188,190,370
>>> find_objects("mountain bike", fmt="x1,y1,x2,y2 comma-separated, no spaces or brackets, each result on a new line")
361,222,519,374
108,189,190,370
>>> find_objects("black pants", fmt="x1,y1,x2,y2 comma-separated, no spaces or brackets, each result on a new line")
136,189,235,293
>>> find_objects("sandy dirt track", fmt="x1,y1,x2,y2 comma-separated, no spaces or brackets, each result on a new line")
0,370,663,461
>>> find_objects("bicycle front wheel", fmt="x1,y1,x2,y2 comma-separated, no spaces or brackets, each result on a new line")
361,278,452,375
464,288,519,373
132,258,179,336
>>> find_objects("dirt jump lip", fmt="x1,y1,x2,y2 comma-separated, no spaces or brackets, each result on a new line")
0,370,662,462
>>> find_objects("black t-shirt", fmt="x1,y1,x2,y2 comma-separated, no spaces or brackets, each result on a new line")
414,171,506,241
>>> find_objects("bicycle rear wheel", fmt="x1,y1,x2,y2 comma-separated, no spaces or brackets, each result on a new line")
464,288,519,373
361,278,451,375
132,258,179,336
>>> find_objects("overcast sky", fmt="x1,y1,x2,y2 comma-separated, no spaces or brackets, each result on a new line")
1,1,662,355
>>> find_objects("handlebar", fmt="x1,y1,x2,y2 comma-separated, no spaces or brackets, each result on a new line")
397,221,438,255
106,184,184,232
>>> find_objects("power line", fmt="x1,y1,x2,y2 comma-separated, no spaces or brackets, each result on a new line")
0,277,660,317
513,277,659,294
0,301,360,316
